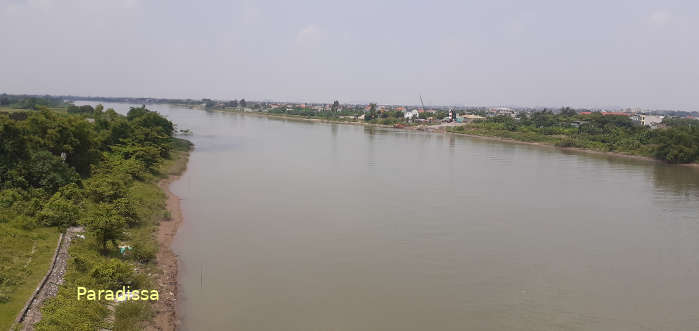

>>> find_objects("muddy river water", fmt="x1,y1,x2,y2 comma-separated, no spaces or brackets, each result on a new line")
80,102,699,330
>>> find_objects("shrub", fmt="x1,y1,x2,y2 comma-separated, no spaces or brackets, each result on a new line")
72,255,90,273
89,259,137,290
82,204,127,251
14,215,38,230
24,151,80,193
657,145,697,163
38,192,81,228
114,300,152,331
112,197,140,226
84,175,128,203
132,241,157,263
0,188,23,208
58,183,86,203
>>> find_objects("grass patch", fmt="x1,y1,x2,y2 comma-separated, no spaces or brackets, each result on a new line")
34,236,115,331
0,226,59,330
159,138,192,178
35,177,169,330
113,301,152,331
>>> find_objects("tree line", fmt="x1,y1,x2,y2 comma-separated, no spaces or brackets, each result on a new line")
450,110,699,163
0,94,66,109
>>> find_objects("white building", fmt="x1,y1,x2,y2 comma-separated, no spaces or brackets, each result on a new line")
404,109,419,120
640,114,664,127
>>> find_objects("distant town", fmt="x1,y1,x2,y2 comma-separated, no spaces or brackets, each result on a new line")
54,95,698,124
2,93,697,163
45,94,694,131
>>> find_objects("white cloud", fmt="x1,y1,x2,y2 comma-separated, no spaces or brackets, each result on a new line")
648,9,671,27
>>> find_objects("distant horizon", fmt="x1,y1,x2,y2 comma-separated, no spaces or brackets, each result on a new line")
7,91,694,113
2,1,699,112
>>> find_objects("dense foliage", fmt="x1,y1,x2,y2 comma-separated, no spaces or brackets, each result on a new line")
449,111,699,163
0,102,189,330
0,94,66,110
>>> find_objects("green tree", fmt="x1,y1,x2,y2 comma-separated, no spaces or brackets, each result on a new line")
365,103,378,121
85,174,128,203
83,204,127,251
0,117,29,179
38,192,81,228
112,197,139,226
560,107,577,117
90,259,137,290
24,151,80,193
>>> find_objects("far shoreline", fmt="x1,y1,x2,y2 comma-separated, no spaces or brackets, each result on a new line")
210,108,699,168
447,130,699,168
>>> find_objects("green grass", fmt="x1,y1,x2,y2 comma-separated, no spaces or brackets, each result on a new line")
0,134,191,330
34,181,165,330
113,301,152,331
0,226,60,330
34,235,113,331
159,138,192,178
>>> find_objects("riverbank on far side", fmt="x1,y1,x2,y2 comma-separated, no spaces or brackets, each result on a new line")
217,109,698,167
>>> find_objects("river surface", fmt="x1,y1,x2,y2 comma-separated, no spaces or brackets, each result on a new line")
80,102,699,330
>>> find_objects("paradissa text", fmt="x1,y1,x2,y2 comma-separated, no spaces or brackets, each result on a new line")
77,286,159,301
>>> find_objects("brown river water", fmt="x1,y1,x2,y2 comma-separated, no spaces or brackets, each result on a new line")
80,102,699,330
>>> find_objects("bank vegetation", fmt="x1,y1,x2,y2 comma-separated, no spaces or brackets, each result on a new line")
448,110,699,163
0,99,191,330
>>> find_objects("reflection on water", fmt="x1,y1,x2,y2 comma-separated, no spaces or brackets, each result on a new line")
77,102,699,331
653,165,699,197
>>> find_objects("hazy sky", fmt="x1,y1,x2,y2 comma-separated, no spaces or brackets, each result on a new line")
1,0,698,110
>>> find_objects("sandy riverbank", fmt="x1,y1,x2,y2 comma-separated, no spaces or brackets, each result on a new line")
148,150,190,331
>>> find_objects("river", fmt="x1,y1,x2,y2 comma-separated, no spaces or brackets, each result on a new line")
78,102,699,330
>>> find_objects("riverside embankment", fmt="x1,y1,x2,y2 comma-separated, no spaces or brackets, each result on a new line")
148,148,190,331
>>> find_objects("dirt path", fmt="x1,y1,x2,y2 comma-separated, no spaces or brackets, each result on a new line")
16,227,83,331
147,174,185,331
